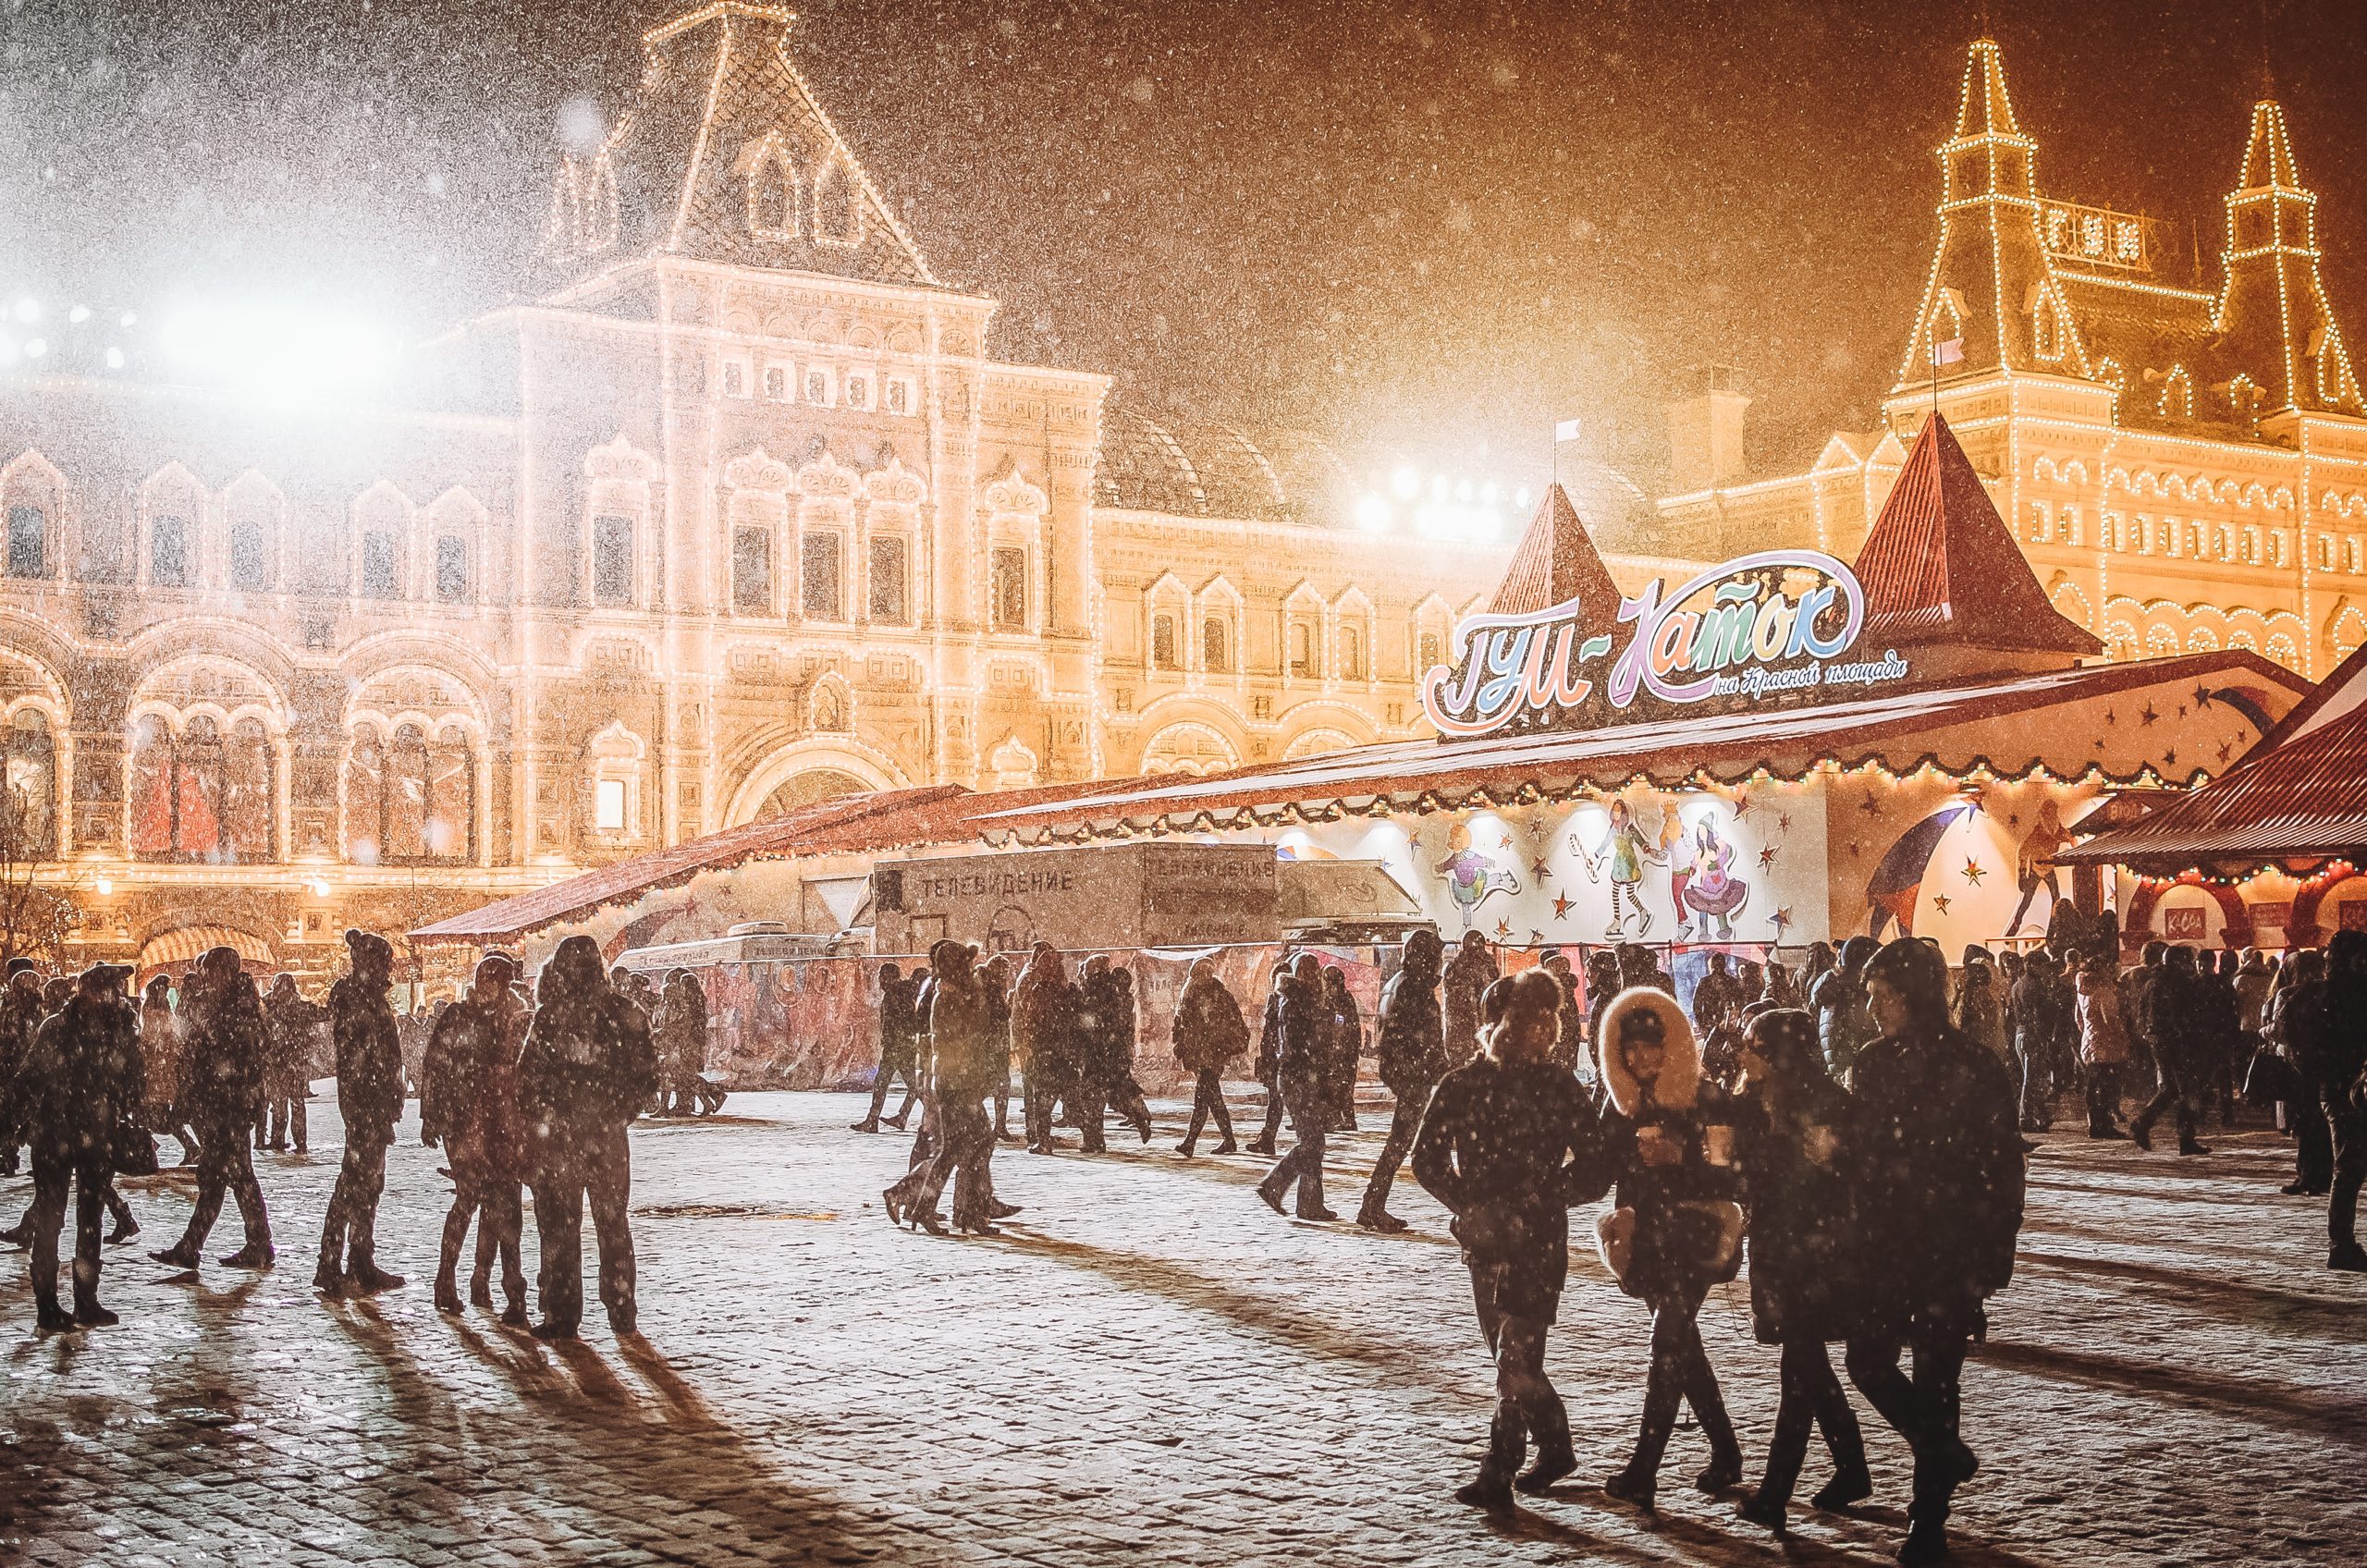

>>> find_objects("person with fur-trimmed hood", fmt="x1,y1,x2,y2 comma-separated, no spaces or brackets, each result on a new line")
1357,927,1446,1231
518,935,659,1337
421,950,532,1322
1412,970,1609,1510
1729,1008,1871,1533
17,964,144,1331
151,947,275,1271
1844,937,2025,1567
1593,985,1746,1513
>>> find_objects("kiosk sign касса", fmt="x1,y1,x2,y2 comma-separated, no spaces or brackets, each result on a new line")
1419,550,1910,738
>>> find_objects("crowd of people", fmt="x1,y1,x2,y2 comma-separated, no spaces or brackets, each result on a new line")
851,919,2362,1565
0,933,724,1340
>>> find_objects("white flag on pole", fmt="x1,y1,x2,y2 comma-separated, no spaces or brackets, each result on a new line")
1554,419,1583,443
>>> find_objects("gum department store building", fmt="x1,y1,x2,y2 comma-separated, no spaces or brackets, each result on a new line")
3,15,2364,978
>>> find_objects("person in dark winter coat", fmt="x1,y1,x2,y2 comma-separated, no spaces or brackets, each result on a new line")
2268,949,2332,1196
2132,946,2214,1155
1845,937,2026,1568
1730,1008,1870,1532
1441,934,1498,1070
852,962,923,1133
1412,969,1608,1510
1254,954,1337,1220
313,931,408,1295
1009,944,1076,1155
18,965,144,1332
1171,959,1246,1157
518,935,658,1338
1692,953,1744,1036
1810,936,1878,1084
0,962,42,1179
1357,928,1446,1231
653,969,710,1116
1538,950,1588,1075
1593,987,1746,1513
2281,929,2367,1272
1247,967,1289,1157
151,948,275,1271
1072,957,1152,1152
884,940,1004,1235
420,951,532,1322
261,974,321,1153
1583,949,1624,1067
137,974,197,1168
2009,949,2072,1133
1320,964,1364,1133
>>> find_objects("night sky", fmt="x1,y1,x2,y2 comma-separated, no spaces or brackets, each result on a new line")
7,0,2367,492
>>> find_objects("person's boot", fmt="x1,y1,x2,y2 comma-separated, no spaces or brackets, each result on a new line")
1600,1464,1657,1513
33,1292,73,1334
2177,1136,2212,1156
469,1268,495,1309
0,1222,31,1250
1897,1515,1950,1566
531,1317,578,1341
1809,1464,1874,1511
151,1242,201,1269
106,1215,140,1244
2129,1116,2155,1152
350,1259,406,1293
2329,1242,2367,1272
1515,1443,1577,1495
1736,1490,1788,1532
499,1297,529,1329
1174,1139,1197,1157
1453,1468,1514,1510
881,1113,909,1133
434,1262,463,1315
607,1303,637,1335
988,1200,1022,1219
71,1278,118,1329
849,1118,880,1133
1356,1201,1408,1233
1696,1447,1746,1491
1210,1138,1238,1155
218,1242,274,1268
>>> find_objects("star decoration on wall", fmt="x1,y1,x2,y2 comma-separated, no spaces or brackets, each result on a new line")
1499,833,1516,851
1860,794,1882,815
2192,682,2214,708
1772,908,1793,932
2163,748,2177,767
2140,703,2161,726
1494,918,1513,939
1778,813,1793,834
2177,703,2189,719
1732,789,1754,817
2217,741,2234,764
1759,845,1780,868
2104,707,2117,725
1961,858,1987,885
1530,857,1551,878
1527,929,1546,946
1933,894,1953,914
1552,892,1574,919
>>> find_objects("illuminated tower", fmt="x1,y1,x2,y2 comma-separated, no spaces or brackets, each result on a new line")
2219,99,2364,419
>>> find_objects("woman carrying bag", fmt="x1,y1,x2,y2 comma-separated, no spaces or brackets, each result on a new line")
1729,1008,1871,1532
1593,987,1746,1512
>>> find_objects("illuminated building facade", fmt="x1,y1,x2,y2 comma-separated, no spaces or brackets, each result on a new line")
1643,38,2367,680
0,1,1502,975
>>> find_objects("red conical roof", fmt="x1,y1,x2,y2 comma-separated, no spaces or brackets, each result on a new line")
1853,413,2102,657
1488,483,1627,616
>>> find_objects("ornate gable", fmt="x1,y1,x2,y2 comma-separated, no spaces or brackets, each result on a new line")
541,2,938,296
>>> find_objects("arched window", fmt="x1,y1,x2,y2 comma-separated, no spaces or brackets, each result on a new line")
1203,616,1230,673
1288,619,1318,679
344,720,472,866
2144,625,2180,657
129,713,274,864
6,505,46,579
151,515,190,586
1418,631,1441,671
2,709,56,858
989,547,1027,631
748,147,798,239
1151,613,1178,670
1340,623,1364,680
2267,633,2301,669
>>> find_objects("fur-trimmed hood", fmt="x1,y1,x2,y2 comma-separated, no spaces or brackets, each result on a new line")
1597,986,1700,1118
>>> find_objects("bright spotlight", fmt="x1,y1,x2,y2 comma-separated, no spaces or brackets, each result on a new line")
22,338,45,359
158,302,399,402
11,298,36,325
1391,465,1418,501
1354,494,1392,532
104,347,125,370
67,304,90,325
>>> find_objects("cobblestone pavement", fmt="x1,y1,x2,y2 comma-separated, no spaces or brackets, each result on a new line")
2,1088,2360,1567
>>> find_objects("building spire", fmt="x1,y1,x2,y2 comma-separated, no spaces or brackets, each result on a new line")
1953,35,2023,141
